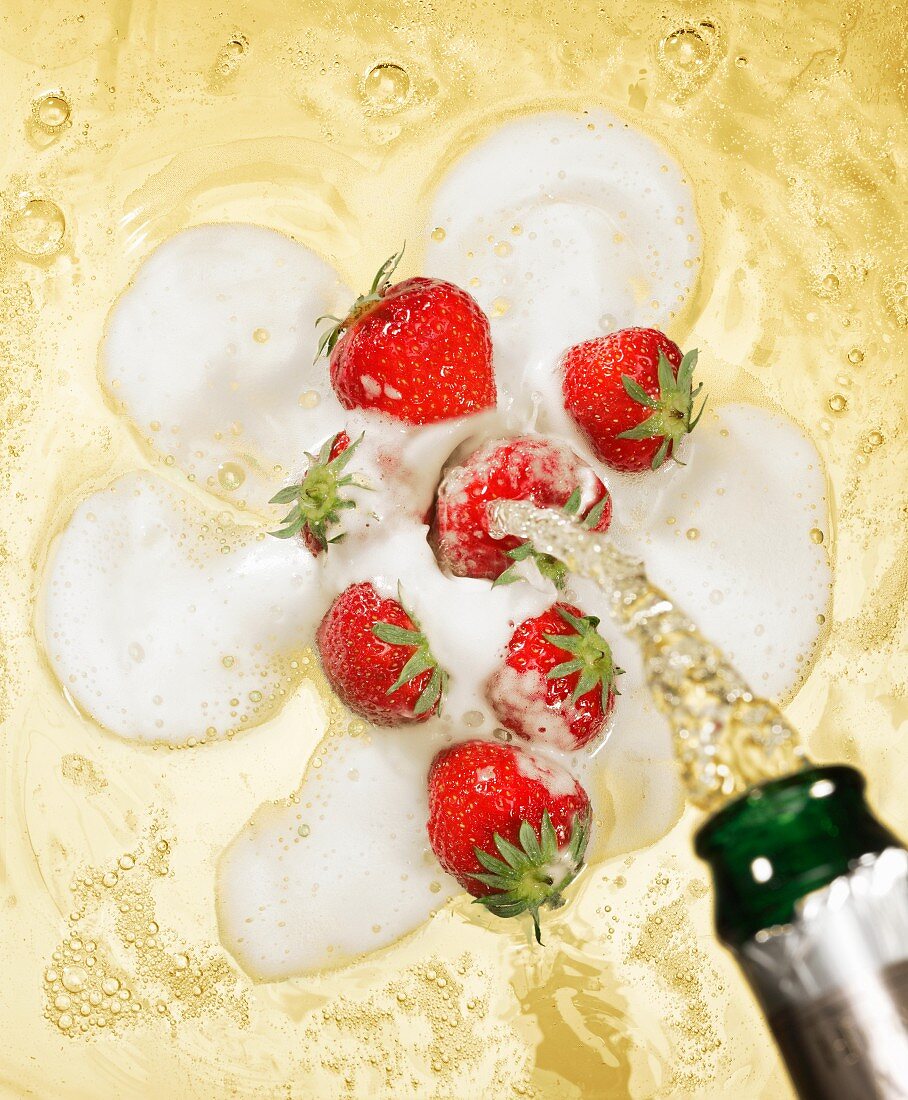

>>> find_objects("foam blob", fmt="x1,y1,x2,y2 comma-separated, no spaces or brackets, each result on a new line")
103,224,351,509
425,109,701,425
43,473,323,743
217,730,456,979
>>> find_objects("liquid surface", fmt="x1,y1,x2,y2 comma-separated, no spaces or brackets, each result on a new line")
1,1,905,1097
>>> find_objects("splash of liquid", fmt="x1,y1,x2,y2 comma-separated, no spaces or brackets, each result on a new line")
488,500,807,813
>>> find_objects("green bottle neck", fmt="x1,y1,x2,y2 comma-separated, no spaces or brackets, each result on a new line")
695,765,900,949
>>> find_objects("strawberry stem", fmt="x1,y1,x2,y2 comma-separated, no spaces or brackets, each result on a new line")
544,607,623,708
470,809,591,945
617,348,707,469
372,587,448,717
314,245,406,361
492,486,610,589
268,432,368,547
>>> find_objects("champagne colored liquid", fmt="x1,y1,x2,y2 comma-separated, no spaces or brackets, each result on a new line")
489,500,808,813
1,2,905,1097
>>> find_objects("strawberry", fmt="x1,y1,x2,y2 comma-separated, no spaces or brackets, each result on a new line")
316,581,447,726
488,604,622,750
318,249,496,425
430,436,612,587
269,431,369,554
427,739,591,943
561,327,706,472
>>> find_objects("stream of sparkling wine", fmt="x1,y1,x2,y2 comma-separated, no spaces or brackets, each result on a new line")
488,500,809,813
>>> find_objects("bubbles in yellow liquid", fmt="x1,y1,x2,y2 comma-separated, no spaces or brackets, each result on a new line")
298,389,320,408
8,198,66,258
809,528,824,544
430,226,446,242
362,63,411,111
217,462,245,491
490,297,511,318
215,34,249,77
33,91,71,132
660,27,711,70
685,527,700,541
61,966,86,993
828,393,848,413
252,327,269,343
847,347,864,364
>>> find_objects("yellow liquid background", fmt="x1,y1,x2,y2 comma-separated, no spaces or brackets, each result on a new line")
1,0,905,1095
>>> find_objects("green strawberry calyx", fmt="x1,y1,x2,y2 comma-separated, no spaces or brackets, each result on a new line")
314,245,405,361
617,348,707,470
493,486,610,590
470,809,591,945
543,606,624,709
372,587,448,717
268,432,369,548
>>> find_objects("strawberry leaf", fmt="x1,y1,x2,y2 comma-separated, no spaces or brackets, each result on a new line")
617,346,706,468
372,590,447,718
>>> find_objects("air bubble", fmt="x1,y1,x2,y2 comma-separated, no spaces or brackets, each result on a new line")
660,28,711,70
33,91,71,132
217,462,246,491
298,390,320,409
827,394,847,413
362,63,411,111
61,966,86,993
8,198,66,258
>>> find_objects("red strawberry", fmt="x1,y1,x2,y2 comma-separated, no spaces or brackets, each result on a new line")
561,327,706,472
318,249,496,425
488,604,622,750
430,436,612,587
269,431,368,554
427,739,591,942
316,581,447,726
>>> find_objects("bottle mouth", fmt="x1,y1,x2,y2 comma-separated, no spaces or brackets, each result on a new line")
694,764,865,859
693,764,900,947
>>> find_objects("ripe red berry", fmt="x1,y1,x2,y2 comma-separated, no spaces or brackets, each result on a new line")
561,327,706,472
269,431,368,554
427,739,591,942
316,581,447,726
488,604,622,750
320,251,496,425
430,435,611,586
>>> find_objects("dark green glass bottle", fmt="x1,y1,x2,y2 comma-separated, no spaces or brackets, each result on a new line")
696,765,908,1099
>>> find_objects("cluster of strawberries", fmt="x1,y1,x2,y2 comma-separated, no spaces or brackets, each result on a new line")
271,253,704,941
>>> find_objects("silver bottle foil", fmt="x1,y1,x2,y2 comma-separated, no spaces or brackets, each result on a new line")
738,848,908,1099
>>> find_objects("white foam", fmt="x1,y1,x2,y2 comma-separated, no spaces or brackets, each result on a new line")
217,730,456,979
425,109,701,429
42,472,323,743
102,223,352,510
